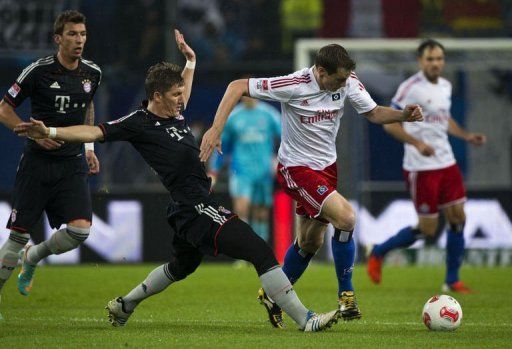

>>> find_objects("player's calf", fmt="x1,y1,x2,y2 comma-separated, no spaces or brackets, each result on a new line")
0,231,29,296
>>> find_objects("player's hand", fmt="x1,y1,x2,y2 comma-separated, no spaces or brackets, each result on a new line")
34,138,64,150
466,133,486,146
175,29,195,62
14,118,51,139
200,127,222,162
86,150,100,175
415,141,435,156
402,104,423,122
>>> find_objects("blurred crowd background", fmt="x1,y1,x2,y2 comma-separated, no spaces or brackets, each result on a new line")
0,0,511,192
0,0,511,263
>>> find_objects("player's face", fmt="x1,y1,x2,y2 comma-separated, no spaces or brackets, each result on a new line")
318,67,351,92
55,22,87,60
160,84,185,117
419,46,445,82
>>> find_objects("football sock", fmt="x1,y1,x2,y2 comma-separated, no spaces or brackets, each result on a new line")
0,231,29,292
252,221,269,242
372,226,421,257
259,266,309,328
446,223,465,284
27,225,89,264
123,264,175,312
332,229,355,294
282,241,315,285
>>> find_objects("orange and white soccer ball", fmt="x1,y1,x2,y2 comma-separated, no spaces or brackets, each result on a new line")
422,295,463,331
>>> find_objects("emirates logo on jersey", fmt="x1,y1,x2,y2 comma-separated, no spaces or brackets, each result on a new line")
82,79,92,93
300,109,337,124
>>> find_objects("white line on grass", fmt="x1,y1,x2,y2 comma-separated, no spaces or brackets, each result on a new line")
7,317,512,328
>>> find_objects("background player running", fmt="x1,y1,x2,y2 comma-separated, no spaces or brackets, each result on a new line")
0,10,101,320
15,29,340,332
200,44,423,328
367,39,486,293
209,96,281,242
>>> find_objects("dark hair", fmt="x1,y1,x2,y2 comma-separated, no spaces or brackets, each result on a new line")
314,44,356,75
417,39,445,57
54,10,86,35
145,62,184,100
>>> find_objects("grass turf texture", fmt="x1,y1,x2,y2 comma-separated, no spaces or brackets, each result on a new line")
0,264,511,348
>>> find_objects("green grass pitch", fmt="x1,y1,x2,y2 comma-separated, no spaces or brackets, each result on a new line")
0,264,511,348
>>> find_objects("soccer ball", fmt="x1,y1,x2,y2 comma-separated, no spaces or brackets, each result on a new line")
422,294,462,331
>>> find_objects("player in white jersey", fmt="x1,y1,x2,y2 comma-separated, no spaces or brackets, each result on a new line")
367,39,486,294
200,44,423,327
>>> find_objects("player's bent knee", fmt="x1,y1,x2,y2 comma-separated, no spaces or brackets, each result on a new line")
216,218,278,275
67,219,91,228
166,254,202,281
331,210,356,232
298,237,323,253
48,225,90,255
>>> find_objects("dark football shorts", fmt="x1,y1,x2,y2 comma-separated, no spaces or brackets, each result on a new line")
6,152,92,232
167,202,238,258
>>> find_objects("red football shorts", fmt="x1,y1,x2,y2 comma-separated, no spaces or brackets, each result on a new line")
404,164,466,216
277,162,337,221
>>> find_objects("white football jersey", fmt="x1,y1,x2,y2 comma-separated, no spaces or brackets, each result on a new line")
391,71,456,171
248,67,377,170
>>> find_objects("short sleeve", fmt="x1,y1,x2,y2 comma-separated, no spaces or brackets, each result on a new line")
3,63,37,108
391,85,409,110
92,70,102,96
99,112,142,142
248,72,305,103
346,74,377,114
391,76,422,110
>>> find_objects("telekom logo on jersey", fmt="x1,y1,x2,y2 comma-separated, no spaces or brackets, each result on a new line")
55,95,70,114
300,109,337,124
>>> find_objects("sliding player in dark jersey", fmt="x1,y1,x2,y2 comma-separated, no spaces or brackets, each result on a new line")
0,10,101,320
15,29,340,331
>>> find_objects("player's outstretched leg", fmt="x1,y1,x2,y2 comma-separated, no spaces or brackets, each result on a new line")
19,225,90,296
106,249,201,327
105,264,176,326
367,226,421,285
332,229,361,320
217,218,339,331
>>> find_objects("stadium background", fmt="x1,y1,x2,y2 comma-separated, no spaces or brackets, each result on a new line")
0,0,511,266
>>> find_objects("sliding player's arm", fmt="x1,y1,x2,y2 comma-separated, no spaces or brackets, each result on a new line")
175,29,196,108
15,117,104,142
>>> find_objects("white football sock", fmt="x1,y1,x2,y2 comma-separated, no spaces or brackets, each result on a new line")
123,264,175,312
259,266,310,328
